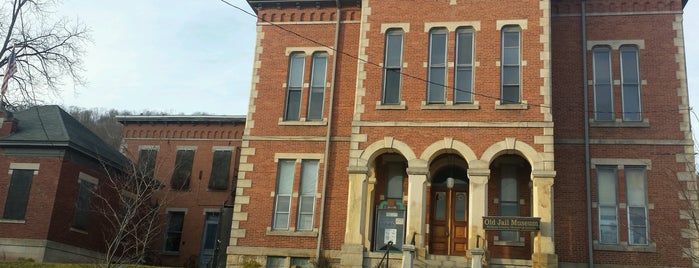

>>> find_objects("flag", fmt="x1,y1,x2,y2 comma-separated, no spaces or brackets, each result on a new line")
1,48,17,96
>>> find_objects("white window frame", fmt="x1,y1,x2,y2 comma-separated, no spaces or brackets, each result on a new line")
427,28,448,104
284,53,306,121
382,28,405,105
620,45,642,122
500,26,522,104
592,46,614,121
307,53,328,121
454,27,475,104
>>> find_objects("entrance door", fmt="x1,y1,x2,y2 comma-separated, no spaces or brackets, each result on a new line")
429,184,468,256
199,212,220,268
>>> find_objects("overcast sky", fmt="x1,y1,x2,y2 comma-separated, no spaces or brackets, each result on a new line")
56,1,699,119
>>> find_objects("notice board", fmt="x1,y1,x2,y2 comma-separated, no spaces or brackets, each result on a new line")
373,209,405,252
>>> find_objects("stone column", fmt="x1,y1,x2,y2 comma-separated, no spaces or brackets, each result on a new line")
405,165,428,257
467,168,490,251
531,171,558,268
341,166,369,268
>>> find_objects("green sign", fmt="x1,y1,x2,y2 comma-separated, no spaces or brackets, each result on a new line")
483,216,541,231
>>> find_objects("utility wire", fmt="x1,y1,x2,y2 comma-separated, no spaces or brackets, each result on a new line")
218,0,694,118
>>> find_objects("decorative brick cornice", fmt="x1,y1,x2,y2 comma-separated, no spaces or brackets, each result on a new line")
552,0,683,15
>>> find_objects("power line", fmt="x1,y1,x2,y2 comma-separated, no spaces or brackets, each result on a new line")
218,0,695,118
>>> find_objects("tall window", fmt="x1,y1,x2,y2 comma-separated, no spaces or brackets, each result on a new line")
164,211,185,252
284,53,305,120
620,46,641,121
499,165,519,241
209,150,233,190
454,28,474,104
307,53,328,121
171,149,195,190
597,166,619,244
593,46,613,121
501,26,521,104
382,29,404,105
625,167,648,245
138,148,157,179
386,162,405,200
427,28,447,104
3,169,34,220
273,160,295,230
72,178,97,230
297,160,319,231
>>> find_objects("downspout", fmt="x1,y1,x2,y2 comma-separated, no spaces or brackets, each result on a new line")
316,0,341,263
581,0,594,267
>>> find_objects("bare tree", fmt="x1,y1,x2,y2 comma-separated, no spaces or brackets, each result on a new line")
0,0,89,108
93,154,170,267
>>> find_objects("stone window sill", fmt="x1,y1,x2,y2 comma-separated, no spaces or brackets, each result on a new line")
278,118,328,126
69,227,88,234
593,241,656,252
376,101,406,110
0,219,25,224
266,227,318,237
495,100,528,110
590,119,649,128
421,101,480,110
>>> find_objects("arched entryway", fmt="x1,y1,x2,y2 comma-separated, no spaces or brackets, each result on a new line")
428,154,469,256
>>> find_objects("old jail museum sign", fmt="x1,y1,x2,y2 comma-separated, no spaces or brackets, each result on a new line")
482,216,541,231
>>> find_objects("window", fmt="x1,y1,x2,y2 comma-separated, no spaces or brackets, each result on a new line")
72,178,97,230
499,165,519,241
454,28,474,104
382,29,404,105
597,166,619,244
385,161,405,200
501,26,521,104
307,53,328,121
592,46,613,121
427,28,447,104
273,160,295,230
297,160,319,231
620,46,641,121
138,148,158,179
596,165,649,246
290,257,311,268
171,149,195,190
284,53,305,121
267,256,286,268
625,167,648,245
164,211,185,252
209,150,233,190
3,169,34,220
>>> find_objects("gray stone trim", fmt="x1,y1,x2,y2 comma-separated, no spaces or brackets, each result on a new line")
352,121,553,128
555,138,691,146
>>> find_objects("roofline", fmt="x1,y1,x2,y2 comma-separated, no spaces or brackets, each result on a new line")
246,0,359,11
116,115,246,124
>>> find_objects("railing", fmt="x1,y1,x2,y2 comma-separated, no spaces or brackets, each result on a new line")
376,241,394,268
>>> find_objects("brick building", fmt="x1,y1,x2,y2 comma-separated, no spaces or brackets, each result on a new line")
228,0,697,267
118,115,245,267
0,105,129,262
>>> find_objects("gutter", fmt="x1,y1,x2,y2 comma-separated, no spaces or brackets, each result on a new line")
581,1,594,267
316,0,341,263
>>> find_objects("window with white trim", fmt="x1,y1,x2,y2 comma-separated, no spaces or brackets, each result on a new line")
501,26,521,104
3,169,35,220
427,28,448,104
284,53,305,121
273,160,295,230
597,166,619,244
382,29,404,105
454,27,475,104
297,160,319,231
307,53,328,121
499,165,519,242
272,158,320,232
620,46,641,121
164,210,185,252
596,165,649,246
592,46,613,121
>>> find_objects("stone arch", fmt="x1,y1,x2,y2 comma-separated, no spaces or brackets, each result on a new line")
420,137,478,165
480,138,545,171
358,137,418,169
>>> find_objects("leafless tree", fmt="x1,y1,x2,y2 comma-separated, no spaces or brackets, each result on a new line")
93,153,170,267
0,0,89,108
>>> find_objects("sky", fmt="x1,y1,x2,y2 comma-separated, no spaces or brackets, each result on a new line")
54,0,699,118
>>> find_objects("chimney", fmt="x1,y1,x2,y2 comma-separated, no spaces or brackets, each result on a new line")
0,109,18,137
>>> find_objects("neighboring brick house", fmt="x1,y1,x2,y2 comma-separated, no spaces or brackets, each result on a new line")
117,115,245,267
228,0,697,267
0,105,129,262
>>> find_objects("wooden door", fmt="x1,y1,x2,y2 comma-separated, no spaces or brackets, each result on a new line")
429,185,468,255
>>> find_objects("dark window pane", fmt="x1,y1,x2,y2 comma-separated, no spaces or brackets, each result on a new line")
503,47,519,65
629,226,647,245
503,31,519,48
72,180,96,230
455,68,473,103
273,213,289,230
593,49,611,84
428,67,446,103
599,225,618,244
386,162,404,199
621,50,639,83
456,31,473,65
502,86,520,104
430,32,447,65
284,89,302,120
138,149,157,179
502,66,519,85
171,150,195,190
3,169,34,220
622,85,641,121
311,55,328,86
386,33,403,67
595,84,614,121
288,55,305,87
164,212,185,252
383,69,401,104
209,150,232,190
455,192,466,221
435,192,446,221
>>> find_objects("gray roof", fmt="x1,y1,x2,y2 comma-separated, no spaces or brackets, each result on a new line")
0,105,129,168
